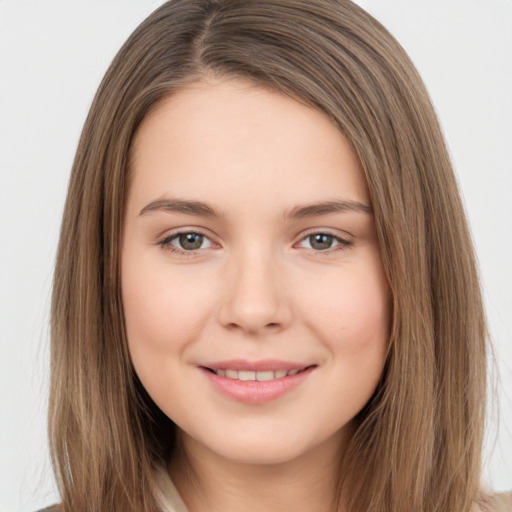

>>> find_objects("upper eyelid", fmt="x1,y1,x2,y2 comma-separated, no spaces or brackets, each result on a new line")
159,228,352,249
294,233,352,252
160,229,216,248
295,228,353,246
159,227,215,242
299,227,351,238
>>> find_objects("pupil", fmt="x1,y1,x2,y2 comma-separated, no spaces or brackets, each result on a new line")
311,234,332,250
179,233,203,250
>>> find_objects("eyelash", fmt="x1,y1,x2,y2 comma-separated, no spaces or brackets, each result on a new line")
157,229,354,258
157,230,216,258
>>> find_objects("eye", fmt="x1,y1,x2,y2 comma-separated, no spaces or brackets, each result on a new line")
297,232,352,252
159,231,215,255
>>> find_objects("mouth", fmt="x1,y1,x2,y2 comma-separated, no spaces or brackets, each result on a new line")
199,361,317,404
202,366,313,381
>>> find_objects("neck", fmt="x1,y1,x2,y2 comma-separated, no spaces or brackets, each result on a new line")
168,428,351,512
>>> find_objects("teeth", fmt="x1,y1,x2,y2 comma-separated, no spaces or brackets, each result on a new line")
238,370,256,381
256,371,274,381
214,368,304,381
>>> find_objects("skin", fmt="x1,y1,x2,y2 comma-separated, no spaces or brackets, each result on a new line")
122,79,391,512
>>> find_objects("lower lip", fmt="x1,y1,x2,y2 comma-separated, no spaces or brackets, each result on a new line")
201,367,315,404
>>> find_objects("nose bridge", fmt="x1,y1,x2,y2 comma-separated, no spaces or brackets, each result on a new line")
217,242,291,334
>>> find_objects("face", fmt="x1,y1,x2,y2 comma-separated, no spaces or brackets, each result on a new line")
122,79,390,466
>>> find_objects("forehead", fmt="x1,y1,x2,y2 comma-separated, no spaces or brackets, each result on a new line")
128,79,370,217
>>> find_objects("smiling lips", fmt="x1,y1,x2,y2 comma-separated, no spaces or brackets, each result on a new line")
201,360,316,404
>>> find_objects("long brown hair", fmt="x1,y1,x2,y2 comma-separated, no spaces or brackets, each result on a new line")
49,1,488,510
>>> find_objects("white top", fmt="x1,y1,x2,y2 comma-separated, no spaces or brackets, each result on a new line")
153,465,190,512
152,466,512,512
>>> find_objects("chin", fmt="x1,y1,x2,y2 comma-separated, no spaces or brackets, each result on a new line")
213,439,312,466
187,421,345,468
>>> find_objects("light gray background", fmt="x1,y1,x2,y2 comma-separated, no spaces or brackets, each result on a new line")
0,1,511,510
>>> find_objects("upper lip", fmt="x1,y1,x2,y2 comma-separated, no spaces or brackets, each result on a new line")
201,359,314,372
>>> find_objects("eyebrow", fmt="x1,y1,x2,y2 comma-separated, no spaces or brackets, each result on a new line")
139,198,224,217
139,197,372,219
285,199,372,219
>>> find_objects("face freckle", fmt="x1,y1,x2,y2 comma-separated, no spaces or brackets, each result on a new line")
121,78,391,468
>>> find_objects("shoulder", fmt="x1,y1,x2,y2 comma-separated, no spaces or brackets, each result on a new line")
34,506,59,512
477,493,512,512
492,493,512,511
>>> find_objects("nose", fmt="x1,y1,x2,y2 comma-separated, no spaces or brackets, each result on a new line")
217,248,292,335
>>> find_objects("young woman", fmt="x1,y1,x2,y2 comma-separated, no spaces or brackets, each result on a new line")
43,0,511,511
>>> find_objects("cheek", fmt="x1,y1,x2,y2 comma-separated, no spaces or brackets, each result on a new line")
309,262,390,419
301,260,391,357
122,258,213,357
